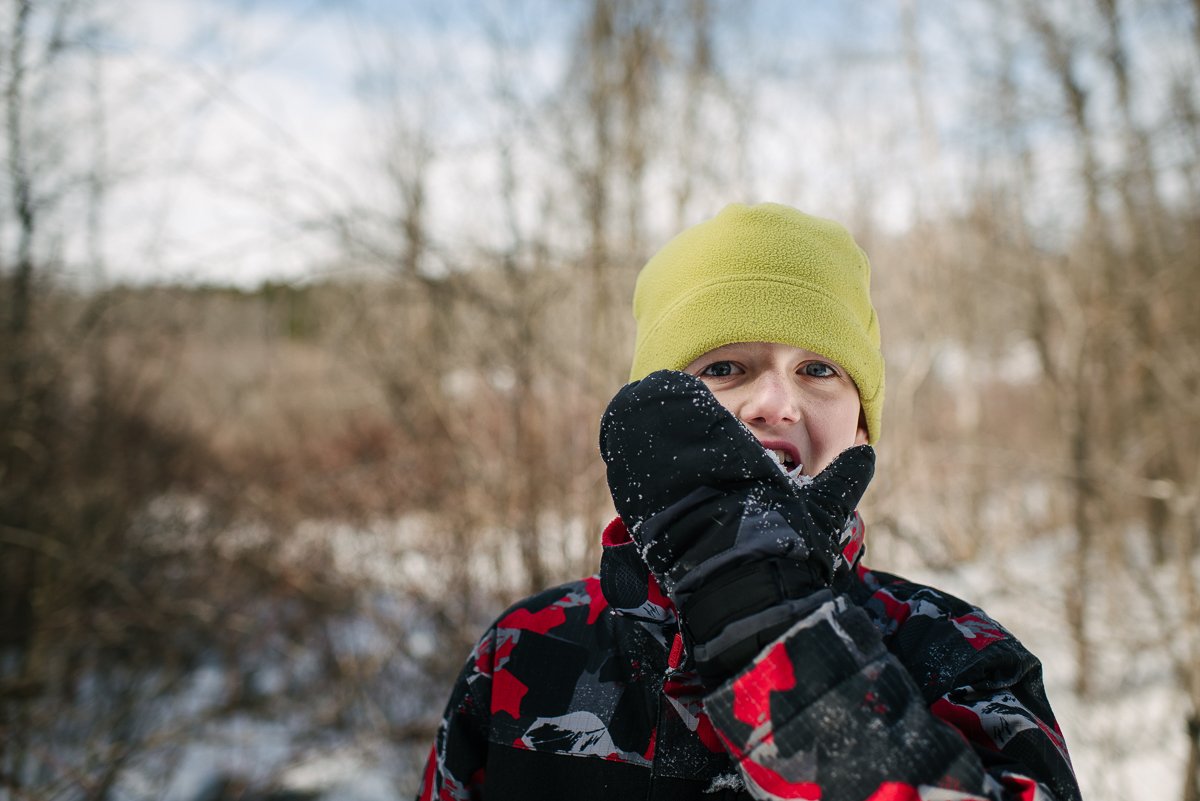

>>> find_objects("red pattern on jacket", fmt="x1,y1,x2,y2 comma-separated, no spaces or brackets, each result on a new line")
417,516,1080,801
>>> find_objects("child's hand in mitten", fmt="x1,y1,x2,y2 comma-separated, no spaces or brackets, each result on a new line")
599,370,874,686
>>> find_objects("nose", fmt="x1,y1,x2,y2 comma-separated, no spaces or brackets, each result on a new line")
736,372,800,427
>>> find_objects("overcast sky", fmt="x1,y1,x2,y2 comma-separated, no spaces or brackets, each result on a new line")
14,0,1195,287
42,0,915,286
91,0,370,285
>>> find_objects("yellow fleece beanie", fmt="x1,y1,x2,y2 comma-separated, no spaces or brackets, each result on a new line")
629,202,885,443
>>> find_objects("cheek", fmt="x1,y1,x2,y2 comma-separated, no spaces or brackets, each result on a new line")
806,400,865,461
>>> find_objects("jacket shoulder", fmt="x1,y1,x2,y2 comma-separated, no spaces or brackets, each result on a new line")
855,567,1041,701
858,566,1012,635
487,575,610,640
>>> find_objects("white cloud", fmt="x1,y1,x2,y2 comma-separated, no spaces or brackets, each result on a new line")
88,0,365,284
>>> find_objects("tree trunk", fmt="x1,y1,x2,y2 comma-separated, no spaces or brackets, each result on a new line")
1184,713,1199,801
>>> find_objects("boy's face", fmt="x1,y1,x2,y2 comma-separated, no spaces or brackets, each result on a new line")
684,341,868,476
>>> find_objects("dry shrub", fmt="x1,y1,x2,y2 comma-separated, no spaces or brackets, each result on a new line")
0,282,389,798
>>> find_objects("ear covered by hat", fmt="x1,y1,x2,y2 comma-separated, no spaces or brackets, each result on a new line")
629,202,885,443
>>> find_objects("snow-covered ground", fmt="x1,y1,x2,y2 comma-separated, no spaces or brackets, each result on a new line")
880,529,1187,801
100,508,1186,801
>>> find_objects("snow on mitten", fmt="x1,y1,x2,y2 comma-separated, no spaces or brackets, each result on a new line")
599,370,874,686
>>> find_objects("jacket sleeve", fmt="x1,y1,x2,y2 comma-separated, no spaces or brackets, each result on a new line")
702,593,1082,801
416,626,495,801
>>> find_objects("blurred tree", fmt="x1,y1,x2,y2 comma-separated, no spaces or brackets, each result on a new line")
954,2,1200,796
1,1,1196,798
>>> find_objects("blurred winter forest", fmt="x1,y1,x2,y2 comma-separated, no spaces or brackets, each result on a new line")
1,0,1198,799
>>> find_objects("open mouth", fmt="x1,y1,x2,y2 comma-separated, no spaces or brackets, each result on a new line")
768,448,797,471
763,446,804,477
758,439,806,480
759,441,810,482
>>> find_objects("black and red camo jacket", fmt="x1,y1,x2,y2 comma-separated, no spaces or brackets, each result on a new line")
417,514,1081,801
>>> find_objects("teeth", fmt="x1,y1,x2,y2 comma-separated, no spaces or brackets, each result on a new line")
770,449,793,465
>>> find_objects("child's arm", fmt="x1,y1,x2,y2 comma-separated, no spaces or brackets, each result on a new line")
416,628,494,801
703,590,1080,801
600,372,1080,800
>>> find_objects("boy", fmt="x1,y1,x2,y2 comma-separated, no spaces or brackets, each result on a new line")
417,204,1081,801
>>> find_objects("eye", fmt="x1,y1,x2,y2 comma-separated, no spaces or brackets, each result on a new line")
698,360,740,378
802,362,838,378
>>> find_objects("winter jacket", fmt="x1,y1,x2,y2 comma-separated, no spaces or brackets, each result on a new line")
416,514,1081,801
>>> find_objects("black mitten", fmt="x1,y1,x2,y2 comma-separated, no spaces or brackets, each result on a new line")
599,370,875,685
